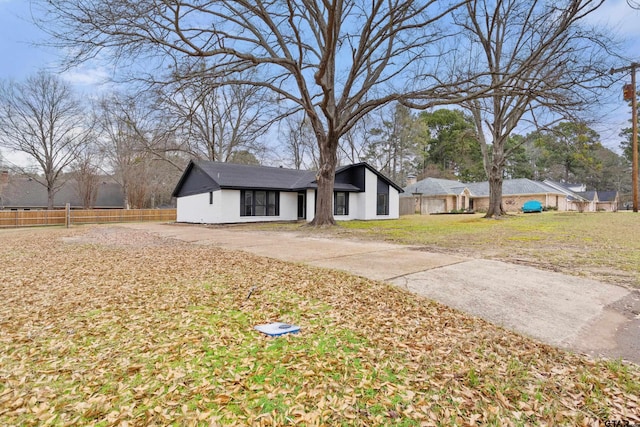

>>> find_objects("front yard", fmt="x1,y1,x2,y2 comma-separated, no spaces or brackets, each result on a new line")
1,225,639,425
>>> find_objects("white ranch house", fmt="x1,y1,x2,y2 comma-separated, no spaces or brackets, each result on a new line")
172,160,403,224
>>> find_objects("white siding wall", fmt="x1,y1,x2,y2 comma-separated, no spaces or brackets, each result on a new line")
305,189,315,222
389,188,400,219
354,192,367,219
360,169,400,220
332,192,362,221
177,189,299,224
364,169,377,219
176,192,219,223
332,169,400,221
277,191,299,221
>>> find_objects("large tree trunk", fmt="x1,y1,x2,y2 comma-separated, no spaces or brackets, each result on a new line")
310,136,338,227
123,183,131,210
47,186,55,210
485,163,506,218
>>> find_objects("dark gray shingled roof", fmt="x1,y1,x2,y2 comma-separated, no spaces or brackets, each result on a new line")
195,160,316,190
0,176,125,209
172,160,402,198
576,191,597,201
597,191,618,202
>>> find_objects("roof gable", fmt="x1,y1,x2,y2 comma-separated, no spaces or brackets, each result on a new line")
597,191,618,202
335,164,365,191
576,191,598,201
335,163,404,193
172,161,221,198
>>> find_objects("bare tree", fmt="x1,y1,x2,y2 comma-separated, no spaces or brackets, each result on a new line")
452,0,615,217
94,91,188,209
279,112,318,170
38,0,481,226
0,72,91,209
160,73,273,163
93,93,149,209
339,114,376,166
145,155,186,208
71,146,102,209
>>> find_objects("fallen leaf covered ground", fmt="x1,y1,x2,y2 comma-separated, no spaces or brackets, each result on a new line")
1,225,639,426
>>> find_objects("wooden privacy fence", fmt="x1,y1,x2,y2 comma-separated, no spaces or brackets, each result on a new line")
0,208,176,228
399,197,416,216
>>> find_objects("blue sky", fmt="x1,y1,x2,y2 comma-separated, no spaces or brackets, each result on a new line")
0,0,639,156
0,0,111,88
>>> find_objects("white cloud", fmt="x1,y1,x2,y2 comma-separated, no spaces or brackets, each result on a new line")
587,0,640,37
1,149,35,169
61,65,111,87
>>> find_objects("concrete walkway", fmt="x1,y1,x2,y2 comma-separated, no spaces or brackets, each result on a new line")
120,223,640,364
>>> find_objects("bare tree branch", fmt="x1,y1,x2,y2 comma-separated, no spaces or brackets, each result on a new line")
35,0,477,225
92,92,185,208
0,71,92,209
159,69,274,162
452,0,617,218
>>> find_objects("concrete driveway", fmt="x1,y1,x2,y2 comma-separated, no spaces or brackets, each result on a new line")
120,223,640,364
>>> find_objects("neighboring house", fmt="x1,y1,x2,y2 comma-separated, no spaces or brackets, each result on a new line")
575,191,598,213
543,180,619,212
403,177,564,214
596,191,619,212
172,160,402,224
403,177,471,214
401,176,619,214
465,179,568,212
542,179,588,211
0,171,125,210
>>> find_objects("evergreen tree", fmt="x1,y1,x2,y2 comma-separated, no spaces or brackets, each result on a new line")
417,109,484,182
504,135,534,179
619,96,639,163
536,122,603,185
365,104,420,184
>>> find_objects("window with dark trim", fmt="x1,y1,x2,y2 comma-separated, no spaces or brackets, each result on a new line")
240,190,280,216
377,193,389,215
376,179,390,216
209,191,213,205
267,191,278,215
334,191,349,216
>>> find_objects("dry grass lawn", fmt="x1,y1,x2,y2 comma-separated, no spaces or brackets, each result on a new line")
250,211,640,289
1,225,639,426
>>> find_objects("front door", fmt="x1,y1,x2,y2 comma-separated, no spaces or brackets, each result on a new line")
297,192,306,219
